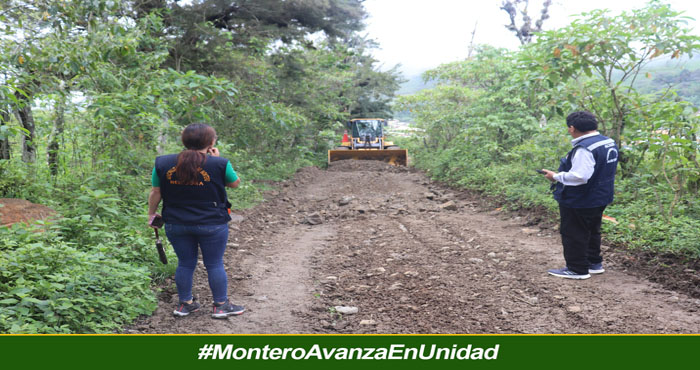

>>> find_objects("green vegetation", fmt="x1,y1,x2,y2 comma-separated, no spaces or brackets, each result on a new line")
0,0,401,333
397,1,700,258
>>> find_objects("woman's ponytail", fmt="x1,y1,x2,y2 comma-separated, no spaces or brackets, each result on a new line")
174,123,217,185
175,150,206,185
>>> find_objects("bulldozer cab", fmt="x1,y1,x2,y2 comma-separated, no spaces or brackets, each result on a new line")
349,119,385,140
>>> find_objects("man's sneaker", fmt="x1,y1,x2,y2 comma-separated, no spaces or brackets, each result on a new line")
212,300,245,319
173,299,200,317
547,267,591,280
589,263,605,274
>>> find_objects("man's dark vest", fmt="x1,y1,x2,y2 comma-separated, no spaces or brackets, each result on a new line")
155,154,231,225
553,134,618,208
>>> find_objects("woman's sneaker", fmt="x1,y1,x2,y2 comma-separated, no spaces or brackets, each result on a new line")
212,300,245,319
547,267,591,280
173,299,201,317
589,263,605,274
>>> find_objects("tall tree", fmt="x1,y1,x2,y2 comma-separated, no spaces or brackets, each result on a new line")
136,0,367,73
137,0,401,149
0,107,11,160
522,2,700,148
12,86,37,163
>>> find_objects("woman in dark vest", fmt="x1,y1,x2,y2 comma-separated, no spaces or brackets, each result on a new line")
148,123,245,318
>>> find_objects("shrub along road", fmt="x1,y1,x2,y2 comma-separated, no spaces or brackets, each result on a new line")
130,161,700,334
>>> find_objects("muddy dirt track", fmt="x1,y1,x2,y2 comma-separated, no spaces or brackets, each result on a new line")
131,160,700,334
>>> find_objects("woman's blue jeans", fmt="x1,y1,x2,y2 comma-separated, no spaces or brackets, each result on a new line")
164,223,229,303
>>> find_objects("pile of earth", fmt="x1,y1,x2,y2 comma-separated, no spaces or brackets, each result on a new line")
327,159,412,173
0,198,57,227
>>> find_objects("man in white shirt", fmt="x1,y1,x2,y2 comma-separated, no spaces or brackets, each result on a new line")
541,111,619,280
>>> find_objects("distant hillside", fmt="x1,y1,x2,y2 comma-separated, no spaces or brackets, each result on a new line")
396,71,437,95
393,71,437,122
396,55,700,109
619,54,700,107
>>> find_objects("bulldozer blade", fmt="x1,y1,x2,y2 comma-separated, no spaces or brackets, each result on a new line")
328,149,408,166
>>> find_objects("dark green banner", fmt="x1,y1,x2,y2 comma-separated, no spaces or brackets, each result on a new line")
1,335,698,369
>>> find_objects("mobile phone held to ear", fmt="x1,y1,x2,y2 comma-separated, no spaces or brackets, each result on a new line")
535,169,546,175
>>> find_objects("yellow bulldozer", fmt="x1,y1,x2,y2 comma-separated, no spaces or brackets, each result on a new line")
327,118,408,166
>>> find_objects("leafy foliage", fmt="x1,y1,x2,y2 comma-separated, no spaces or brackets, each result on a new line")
0,225,157,333
400,1,700,258
0,0,402,333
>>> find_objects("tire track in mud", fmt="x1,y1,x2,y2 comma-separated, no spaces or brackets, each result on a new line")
132,160,700,334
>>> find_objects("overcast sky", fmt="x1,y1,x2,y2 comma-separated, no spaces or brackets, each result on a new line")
362,0,700,76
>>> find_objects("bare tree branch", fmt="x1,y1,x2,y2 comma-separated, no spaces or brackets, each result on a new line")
500,0,551,45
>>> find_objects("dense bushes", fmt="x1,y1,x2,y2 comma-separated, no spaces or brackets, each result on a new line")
0,226,156,333
397,3,700,258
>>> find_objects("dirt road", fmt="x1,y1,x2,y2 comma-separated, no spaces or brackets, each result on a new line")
132,160,700,334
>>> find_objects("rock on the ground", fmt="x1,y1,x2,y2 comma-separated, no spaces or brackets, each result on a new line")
339,196,354,206
229,214,245,223
335,306,359,315
567,306,582,313
439,200,458,211
304,212,324,225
